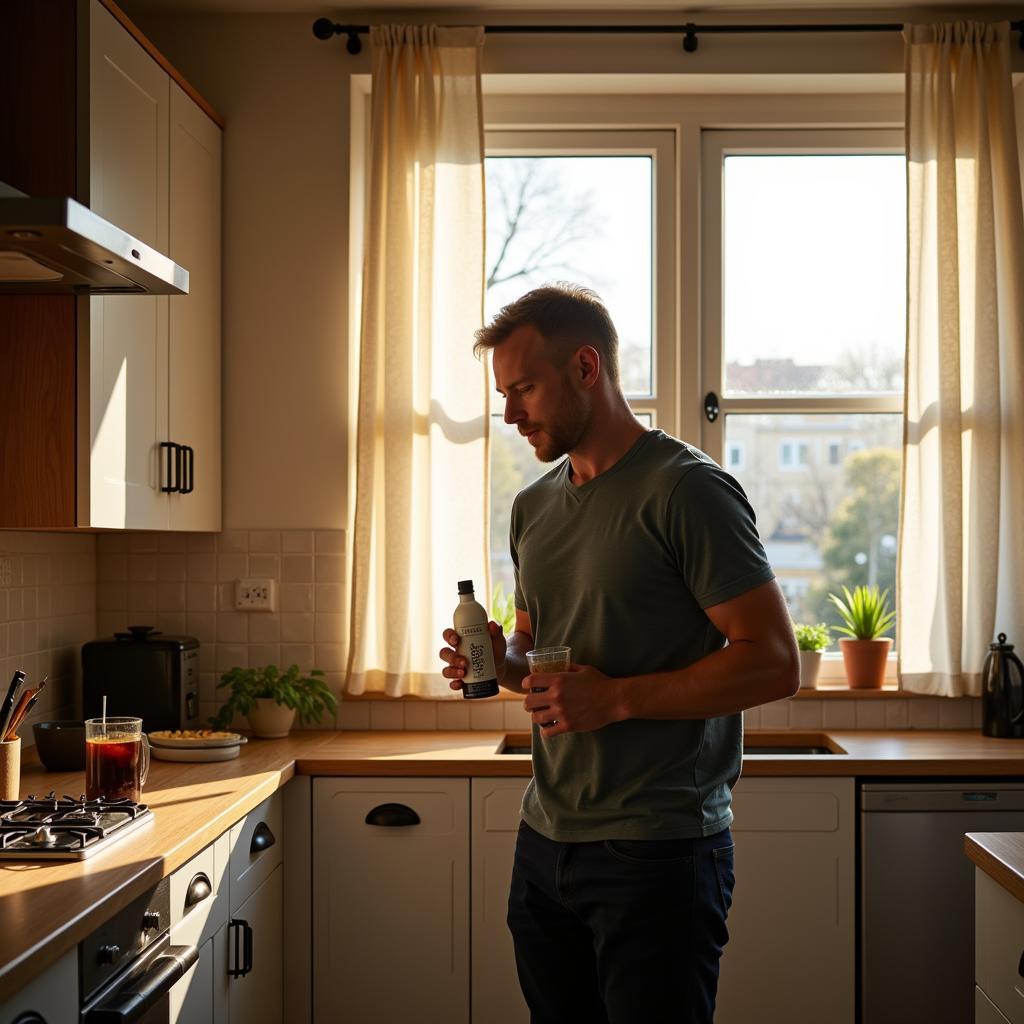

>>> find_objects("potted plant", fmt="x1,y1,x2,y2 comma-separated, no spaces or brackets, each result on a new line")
793,623,830,689
828,585,896,689
211,664,337,738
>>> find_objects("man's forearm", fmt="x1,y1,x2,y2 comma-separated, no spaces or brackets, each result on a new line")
616,637,799,721
498,630,533,694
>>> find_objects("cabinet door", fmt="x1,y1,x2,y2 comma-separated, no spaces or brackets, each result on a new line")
87,0,169,529
227,864,283,1024
313,778,470,1024
470,778,529,1024
714,777,855,1024
169,935,214,1024
978,986,1015,1024
0,947,77,1024
168,81,222,531
976,870,1024,1024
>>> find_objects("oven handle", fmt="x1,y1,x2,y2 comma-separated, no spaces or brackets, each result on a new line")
83,945,198,1023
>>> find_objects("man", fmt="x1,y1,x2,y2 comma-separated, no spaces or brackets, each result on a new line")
440,284,799,1024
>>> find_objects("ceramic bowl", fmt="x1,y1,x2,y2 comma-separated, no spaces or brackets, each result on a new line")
32,720,86,771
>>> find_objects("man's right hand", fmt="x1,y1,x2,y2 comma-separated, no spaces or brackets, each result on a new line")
440,622,507,693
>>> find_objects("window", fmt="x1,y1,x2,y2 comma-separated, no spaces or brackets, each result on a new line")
485,130,675,606
702,130,905,660
727,441,745,471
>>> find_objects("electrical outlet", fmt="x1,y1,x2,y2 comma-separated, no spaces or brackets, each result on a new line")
235,578,276,612
0,556,11,587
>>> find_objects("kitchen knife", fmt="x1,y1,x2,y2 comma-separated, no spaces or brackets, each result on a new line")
0,670,26,741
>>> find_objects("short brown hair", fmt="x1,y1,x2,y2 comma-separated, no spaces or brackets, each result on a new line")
473,283,620,385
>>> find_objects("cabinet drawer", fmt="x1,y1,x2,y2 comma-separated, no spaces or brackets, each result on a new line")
0,947,77,1024
976,870,1024,1024
171,832,229,949
229,791,283,914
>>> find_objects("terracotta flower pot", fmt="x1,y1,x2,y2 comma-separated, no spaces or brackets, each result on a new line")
246,698,296,738
839,638,892,689
798,650,824,689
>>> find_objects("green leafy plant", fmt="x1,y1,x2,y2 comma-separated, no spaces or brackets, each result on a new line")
794,622,831,652
210,664,337,731
828,585,896,641
491,582,516,635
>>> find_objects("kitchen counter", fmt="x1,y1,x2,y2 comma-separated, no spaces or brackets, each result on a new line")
965,832,1024,904
3,726,1024,1002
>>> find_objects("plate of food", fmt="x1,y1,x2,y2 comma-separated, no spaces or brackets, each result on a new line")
147,729,247,759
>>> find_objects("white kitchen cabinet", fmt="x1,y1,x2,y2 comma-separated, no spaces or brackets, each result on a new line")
470,778,529,1024
0,948,77,1024
976,869,1024,1024
715,776,856,1024
84,0,222,531
86,0,170,530
227,864,283,1024
313,778,470,1024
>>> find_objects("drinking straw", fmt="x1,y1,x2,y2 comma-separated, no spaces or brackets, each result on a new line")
102,695,107,737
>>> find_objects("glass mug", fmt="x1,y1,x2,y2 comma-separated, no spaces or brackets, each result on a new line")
85,717,151,802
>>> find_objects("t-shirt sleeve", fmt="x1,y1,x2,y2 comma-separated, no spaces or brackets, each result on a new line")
509,496,527,611
668,463,776,609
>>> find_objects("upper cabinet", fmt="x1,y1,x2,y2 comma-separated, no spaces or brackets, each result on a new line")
0,0,222,531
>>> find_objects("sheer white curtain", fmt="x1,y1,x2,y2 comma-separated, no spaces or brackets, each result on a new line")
346,25,489,697
899,22,1024,696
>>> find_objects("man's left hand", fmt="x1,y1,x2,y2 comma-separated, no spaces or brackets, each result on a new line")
522,665,625,736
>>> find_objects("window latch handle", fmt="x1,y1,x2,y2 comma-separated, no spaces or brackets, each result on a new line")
704,392,720,423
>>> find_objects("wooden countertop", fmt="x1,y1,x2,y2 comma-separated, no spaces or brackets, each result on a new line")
965,833,1024,904
3,726,1024,1002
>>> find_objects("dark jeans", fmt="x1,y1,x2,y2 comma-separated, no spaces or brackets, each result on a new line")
507,821,735,1024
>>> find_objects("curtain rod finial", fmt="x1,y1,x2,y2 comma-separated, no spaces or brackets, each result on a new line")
683,23,699,53
312,17,338,40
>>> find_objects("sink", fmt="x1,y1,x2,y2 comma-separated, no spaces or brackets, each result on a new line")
496,732,845,756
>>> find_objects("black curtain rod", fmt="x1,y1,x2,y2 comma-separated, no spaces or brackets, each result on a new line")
312,16,1024,54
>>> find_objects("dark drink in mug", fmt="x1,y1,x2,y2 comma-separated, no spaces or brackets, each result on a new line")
84,717,150,802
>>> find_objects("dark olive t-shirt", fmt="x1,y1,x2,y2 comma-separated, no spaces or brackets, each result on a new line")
511,429,775,842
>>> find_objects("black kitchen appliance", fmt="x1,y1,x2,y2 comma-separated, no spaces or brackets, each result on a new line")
982,632,1024,738
82,626,200,732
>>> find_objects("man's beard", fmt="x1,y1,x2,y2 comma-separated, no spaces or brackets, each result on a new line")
526,380,591,463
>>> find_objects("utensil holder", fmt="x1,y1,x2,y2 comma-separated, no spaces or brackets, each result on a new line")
0,736,21,800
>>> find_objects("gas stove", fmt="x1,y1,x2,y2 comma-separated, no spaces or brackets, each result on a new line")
0,792,153,859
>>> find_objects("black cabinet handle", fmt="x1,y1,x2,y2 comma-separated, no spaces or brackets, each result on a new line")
1018,948,1024,979
160,441,180,493
184,872,212,910
180,445,195,494
228,918,253,978
365,802,421,827
250,821,276,854
12,1014,48,1023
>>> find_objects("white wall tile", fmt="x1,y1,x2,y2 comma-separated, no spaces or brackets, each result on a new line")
369,701,404,730
217,530,249,554
314,643,345,672
249,554,280,578
908,697,939,730
157,553,187,582
315,613,344,643
280,643,314,671
855,701,887,729
186,553,217,582
315,584,345,613
504,699,531,731
314,555,344,583
186,583,217,613
469,700,505,730
404,701,438,730
789,700,823,730
938,698,974,730
884,700,909,729
281,613,314,643
281,555,313,583
249,614,281,643
217,613,249,644
186,534,217,553
282,531,314,553
436,701,471,730
337,700,371,729
217,554,247,582
742,706,762,730
759,699,791,729
249,531,281,553
280,584,314,613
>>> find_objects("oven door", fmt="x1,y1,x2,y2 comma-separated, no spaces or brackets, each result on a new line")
82,933,198,1023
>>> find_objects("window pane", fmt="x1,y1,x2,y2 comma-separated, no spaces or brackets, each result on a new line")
723,155,905,396
726,413,901,645
485,156,653,396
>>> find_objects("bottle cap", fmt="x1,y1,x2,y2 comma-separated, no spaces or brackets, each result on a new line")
457,580,474,595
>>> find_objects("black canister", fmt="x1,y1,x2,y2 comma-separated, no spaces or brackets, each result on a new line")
981,633,1024,738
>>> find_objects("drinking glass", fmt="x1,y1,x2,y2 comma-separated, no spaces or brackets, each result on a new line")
85,717,150,802
526,646,572,674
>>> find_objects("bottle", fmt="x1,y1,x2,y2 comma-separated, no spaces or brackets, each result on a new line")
453,580,499,699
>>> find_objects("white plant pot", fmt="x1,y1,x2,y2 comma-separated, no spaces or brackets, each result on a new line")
798,650,824,690
247,698,296,738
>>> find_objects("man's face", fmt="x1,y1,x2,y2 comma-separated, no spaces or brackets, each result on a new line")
492,325,591,463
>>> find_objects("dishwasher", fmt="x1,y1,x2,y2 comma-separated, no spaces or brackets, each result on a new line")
861,780,1024,1024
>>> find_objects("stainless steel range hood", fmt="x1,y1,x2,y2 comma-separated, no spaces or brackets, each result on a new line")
0,194,189,296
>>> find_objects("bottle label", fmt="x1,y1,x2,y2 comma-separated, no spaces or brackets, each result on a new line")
459,622,496,683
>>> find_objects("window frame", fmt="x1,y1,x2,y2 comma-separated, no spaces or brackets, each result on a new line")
700,128,905,684
485,128,677,430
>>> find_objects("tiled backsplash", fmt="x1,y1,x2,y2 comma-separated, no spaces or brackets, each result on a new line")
0,532,97,739
2,527,980,738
